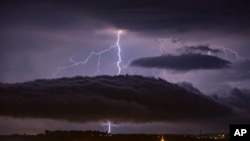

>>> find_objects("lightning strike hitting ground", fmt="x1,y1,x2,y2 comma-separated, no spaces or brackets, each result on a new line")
107,121,111,134
53,30,122,77
102,120,119,134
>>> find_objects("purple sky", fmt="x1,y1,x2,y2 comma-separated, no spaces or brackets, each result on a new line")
0,0,250,135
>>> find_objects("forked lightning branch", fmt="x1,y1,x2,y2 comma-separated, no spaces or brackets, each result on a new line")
53,30,123,77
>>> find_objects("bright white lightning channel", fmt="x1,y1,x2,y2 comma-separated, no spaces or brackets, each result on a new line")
102,120,118,134
104,121,111,134
53,30,122,77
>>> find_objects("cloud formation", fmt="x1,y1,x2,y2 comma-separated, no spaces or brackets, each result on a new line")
181,45,222,54
90,0,250,34
0,75,232,122
177,82,202,95
212,88,250,111
1,0,250,34
130,54,230,71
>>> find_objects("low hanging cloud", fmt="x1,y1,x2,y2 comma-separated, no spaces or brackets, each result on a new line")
0,75,232,123
212,88,250,111
130,54,230,71
177,82,202,95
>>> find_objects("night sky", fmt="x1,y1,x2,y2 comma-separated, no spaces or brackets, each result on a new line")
0,0,250,135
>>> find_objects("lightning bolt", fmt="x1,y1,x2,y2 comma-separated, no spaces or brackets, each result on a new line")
208,45,245,60
103,121,111,134
151,39,169,80
210,45,245,60
102,120,118,134
116,30,122,75
158,39,167,55
149,39,165,80
173,38,245,60
53,30,122,77
153,38,245,82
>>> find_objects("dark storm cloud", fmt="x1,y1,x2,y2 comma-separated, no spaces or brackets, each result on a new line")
206,59,250,86
0,75,232,122
181,45,222,54
177,82,202,95
67,0,250,34
1,0,250,33
130,54,230,71
231,60,250,81
0,0,117,83
0,0,109,30
212,88,250,111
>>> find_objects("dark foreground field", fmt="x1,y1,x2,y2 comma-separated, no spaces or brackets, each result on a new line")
0,130,228,141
